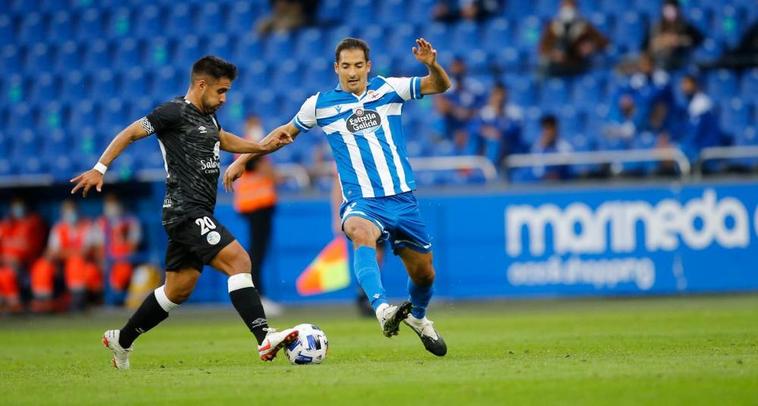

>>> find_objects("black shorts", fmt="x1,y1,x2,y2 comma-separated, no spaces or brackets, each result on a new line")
164,213,235,271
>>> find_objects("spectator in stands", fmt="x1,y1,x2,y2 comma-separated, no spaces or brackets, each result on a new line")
602,93,639,151
92,194,142,307
676,74,723,170
467,83,524,166
538,0,609,77
530,114,574,180
0,198,46,314
623,53,676,133
256,0,319,35
643,0,703,71
233,115,282,317
30,200,98,313
433,57,486,150
432,0,502,22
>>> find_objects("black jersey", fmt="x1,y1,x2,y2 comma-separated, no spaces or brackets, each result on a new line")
143,97,222,225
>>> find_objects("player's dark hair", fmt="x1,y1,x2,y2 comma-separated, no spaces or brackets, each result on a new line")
335,38,370,62
191,55,238,81
540,114,558,128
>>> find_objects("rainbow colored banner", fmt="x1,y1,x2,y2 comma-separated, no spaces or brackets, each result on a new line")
296,237,350,296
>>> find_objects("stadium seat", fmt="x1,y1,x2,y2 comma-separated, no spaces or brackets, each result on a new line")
301,57,332,88
294,28,324,61
693,38,723,62
49,12,76,44
714,5,746,47
145,37,174,69
108,7,133,39
238,60,269,94
7,104,35,134
420,23,451,53
39,101,68,132
69,100,98,130
516,16,543,54
317,0,344,24
540,78,570,110
122,67,149,100
167,3,193,38
450,21,480,55
685,7,713,34
151,66,180,97
92,70,120,104
4,74,25,106
482,18,512,54
742,68,758,99
174,35,208,68
407,0,435,24
29,73,59,103
346,0,376,23
76,8,105,41
706,69,738,101
10,0,41,15
359,25,388,58
19,13,47,45
325,25,355,51
377,0,405,26
572,74,606,106
99,98,126,129
134,5,163,38
114,38,143,69
270,59,302,91
82,39,110,71
196,3,224,36
386,23,417,59
1,45,21,76
0,15,12,47
227,1,255,33
208,33,235,61
233,33,263,63
25,43,55,73
60,71,88,104
56,41,81,72
264,32,294,61
720,98,751,136
614,11,646,50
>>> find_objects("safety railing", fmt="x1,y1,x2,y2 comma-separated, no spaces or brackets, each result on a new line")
504,148,692,178
696,146,758,175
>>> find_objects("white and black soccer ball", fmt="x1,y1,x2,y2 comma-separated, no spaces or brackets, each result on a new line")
284,323,328,365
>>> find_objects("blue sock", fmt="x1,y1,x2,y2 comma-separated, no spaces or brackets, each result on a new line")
354,246,386,311
408,278,433,319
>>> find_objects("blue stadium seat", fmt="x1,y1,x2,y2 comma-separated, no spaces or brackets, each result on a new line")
346,0,376,23
233,33,263,63
76,8,105,41
56,41,80,72
294,28,324,61
720,98,751,137
92,70,120,103
264,32,294,60
714,5,747,47
614,11,646,50
326,25,355,51
50,11,75,44
30,72,59,103
196,3,224,36
60,71,88,103
25,43,55,72
13,129,39,157
694,38,723,62
270,59,302,91
7,104,35,134
152,66,180,97
108,7,133,39
238,60,268,94
167,3,193,38
69,100,98,130
209,33,235,61
123,67,149,99
386,23,417,59
114,38,142,69
11,0,41,15
600,0,633,16
99,98,127,129
317,0,344,24
359,25,387,58
135,5,163,38
228,1,255,33
41,0,68,13
482,18,512,54
407,0,435,24
129,97,156,122
707,69,738,101
742,68,758,100
82,39,110,72
0,15,12,47
540,78,570,110
451,21,480,55
685,7,713,34
251,89,280,119
1,45,21,76
4,74,25,106
420,23,451,53
145,37,173,68
504,0,533,19
573,74,606,106
39,101,67,131
466,49,490,74
516,16,543,53
19,12,47,44
377,0,405,25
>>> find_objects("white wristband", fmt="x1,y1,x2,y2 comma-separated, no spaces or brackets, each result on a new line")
93,162,108,175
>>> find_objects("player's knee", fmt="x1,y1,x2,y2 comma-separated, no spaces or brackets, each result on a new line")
345,226,375,247
165,284,194,303
411,257,435,286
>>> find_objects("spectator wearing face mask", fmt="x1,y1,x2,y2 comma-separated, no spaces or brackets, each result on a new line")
0,198,46,314
91,194,142,306
643,0,703,70
29,200,98,312
538,0,609,77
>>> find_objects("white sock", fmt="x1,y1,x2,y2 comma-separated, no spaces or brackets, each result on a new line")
375,303,390,319
154,285,180,313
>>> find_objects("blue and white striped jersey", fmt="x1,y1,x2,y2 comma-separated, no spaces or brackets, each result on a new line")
291,76,424,200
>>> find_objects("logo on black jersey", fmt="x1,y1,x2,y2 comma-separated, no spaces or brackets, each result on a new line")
200,141,221,173
346,109,381,134
198,126,207,134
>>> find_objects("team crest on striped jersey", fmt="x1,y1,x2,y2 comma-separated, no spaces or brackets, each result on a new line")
346,108,381,134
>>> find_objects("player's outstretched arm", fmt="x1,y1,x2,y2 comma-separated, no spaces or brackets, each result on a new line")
70,120,150,197
219,128,293,155
414,38,452,95
222,123,300,192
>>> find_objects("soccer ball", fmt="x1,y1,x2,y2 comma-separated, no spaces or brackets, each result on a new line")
284,323,328,365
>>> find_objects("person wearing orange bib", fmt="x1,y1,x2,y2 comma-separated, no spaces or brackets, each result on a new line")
233,115,282,315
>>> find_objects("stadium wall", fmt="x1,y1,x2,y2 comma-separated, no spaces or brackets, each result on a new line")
183,179,758,304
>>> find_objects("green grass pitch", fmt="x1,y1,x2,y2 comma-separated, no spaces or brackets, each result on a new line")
1,295,756,405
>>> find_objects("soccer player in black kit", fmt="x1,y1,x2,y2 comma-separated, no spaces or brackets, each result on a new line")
70,56,297,369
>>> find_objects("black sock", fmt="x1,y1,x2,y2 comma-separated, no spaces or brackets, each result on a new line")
119,292,168,348
229,287,269,344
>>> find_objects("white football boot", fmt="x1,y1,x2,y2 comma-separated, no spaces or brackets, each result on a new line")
258,327,299,361
403,315,447,356
102,330,133,369
376,301,412,337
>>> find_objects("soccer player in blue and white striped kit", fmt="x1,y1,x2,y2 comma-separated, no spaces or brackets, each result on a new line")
226,38,451,356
